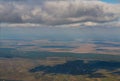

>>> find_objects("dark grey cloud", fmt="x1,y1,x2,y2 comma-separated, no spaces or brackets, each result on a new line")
0,0,120,26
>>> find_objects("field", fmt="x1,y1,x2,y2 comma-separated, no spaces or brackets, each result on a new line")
0,48,120,81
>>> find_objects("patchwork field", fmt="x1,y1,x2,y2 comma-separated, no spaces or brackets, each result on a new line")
0,48,120,81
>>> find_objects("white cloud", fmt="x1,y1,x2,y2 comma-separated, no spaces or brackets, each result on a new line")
0,0,120,27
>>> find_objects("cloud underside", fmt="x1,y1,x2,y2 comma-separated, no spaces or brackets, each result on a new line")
0,0,120,27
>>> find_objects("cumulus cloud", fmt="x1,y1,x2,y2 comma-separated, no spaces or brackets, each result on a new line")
0,0,120,26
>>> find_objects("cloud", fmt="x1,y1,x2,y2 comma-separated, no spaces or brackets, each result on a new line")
0,0,120,26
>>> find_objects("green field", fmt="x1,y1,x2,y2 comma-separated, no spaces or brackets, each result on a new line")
0,48,120,61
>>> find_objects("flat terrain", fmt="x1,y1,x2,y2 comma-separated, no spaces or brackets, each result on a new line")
0,48,120,81
0,39,120,81
1,39,120,55
0,58,120,81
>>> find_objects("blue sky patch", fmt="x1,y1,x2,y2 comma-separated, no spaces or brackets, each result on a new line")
101,0,120,4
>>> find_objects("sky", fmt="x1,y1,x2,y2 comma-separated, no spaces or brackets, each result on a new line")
0,0,120,44
101,0,120,3
0,0,119,28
